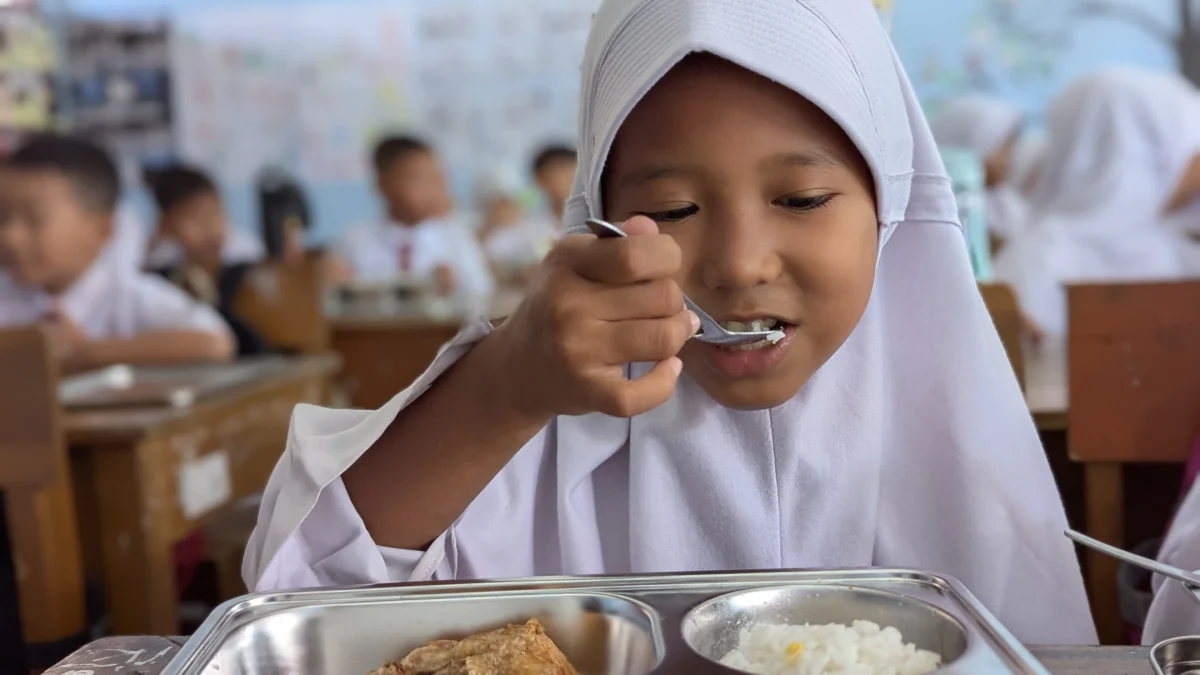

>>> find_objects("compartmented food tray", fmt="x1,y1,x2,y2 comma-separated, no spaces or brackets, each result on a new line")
165,569,1047,675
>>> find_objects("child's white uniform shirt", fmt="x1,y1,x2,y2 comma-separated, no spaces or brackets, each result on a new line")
335,216,494,299
0,251,232,340
145,226,266,270
243,0,1096,646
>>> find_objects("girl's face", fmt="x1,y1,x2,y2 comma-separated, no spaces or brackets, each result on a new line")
604,56,879,410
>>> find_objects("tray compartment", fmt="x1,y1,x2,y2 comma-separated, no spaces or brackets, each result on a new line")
682,585,969,671
177,591,662,675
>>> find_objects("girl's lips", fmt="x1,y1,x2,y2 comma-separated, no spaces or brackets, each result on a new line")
695,323,797,378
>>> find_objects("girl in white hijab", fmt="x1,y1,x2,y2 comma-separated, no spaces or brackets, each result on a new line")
244,0,1095,645
930,95,1029,240
994,67,1200,338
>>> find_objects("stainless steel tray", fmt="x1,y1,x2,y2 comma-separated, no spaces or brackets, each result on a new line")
165,569,1046,675
1151,635,1200,675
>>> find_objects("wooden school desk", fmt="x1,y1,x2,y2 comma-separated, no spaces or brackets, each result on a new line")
0,329,87,669
1066,281,1200,645
65,355,341,636
235,258,331,355
330,291,522,409
979,282,1068,431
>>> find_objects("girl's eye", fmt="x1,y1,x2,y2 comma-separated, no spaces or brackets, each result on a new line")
776,194,834,212
634,204,698,223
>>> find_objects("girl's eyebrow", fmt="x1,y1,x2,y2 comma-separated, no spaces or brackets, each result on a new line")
767,150,841,169
614,165,693,189
616,150,843,188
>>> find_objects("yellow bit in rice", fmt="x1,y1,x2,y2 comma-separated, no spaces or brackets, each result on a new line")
786,642,804,663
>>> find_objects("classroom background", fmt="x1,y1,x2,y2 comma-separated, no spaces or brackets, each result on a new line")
1,0,1199,672
1,0,1188,244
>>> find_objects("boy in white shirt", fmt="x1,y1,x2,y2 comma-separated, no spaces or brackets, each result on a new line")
0,135,235,372
334,136,492,300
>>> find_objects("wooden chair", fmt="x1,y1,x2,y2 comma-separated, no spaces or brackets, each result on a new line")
1067,280,1200,644
235,258,330,354
979,282,1025,391
0,328,86,666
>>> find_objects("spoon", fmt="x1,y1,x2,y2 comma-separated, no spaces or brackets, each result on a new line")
1066,529,1200,587
583,218,785,347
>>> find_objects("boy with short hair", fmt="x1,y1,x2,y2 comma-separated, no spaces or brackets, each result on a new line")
531,144,577,225
0,135,235,370
334,135,493,300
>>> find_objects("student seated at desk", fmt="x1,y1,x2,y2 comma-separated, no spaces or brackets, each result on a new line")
245,0,1095,646
476,166,553,286
146,164,273,357
0,135,234,370
333,135,493,300
1143,433,1200,643
479,148,580,286
995,67,1200,340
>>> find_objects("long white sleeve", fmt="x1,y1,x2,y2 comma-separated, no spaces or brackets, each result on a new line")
243,319,493,590
1144,481,1200,643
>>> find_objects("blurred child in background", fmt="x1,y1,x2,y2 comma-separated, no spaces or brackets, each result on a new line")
146,164,272,356
0,135,234,371
334,135,493,301
145,167,266,270
476,165,556,286
531,144,577,226
995,67,1200,340
930,95,1029,245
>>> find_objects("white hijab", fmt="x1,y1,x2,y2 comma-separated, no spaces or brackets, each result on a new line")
246,0,1095,645
995,67,1200,336
929,95,1023,158
931,95,1029,238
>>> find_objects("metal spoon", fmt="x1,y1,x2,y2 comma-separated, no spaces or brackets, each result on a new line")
1066,529,1200,587
584,218,785,347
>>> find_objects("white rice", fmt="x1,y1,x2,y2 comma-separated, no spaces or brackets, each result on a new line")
719,620,943,675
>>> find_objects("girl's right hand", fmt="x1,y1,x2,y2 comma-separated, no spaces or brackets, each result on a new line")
493,216,698,421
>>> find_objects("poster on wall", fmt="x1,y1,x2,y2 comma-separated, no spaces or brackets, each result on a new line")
170,0,598,199
66,19,174,167
0,7,58,152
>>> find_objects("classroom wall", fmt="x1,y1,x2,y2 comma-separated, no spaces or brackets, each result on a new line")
70,0,1183,243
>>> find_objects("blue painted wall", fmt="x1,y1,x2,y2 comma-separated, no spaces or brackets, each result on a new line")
71,0,1185,241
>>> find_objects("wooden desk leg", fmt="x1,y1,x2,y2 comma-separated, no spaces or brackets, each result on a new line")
1084,463,1124,645
91,445,178,635
5,474,86,645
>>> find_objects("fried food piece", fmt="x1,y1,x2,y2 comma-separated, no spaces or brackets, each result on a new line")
372,619,578,675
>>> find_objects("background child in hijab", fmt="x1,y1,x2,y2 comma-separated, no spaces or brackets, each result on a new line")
994,67,1200,340
930,95,1028,247
147,164,272,356
477,166,557,286
245,0,1094,646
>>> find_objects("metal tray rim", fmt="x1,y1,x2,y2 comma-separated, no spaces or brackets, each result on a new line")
166,568,1045,675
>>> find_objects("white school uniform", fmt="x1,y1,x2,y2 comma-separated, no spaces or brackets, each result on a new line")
105,201,152,272
994,67,1200,338
1145,482,1200,643
145,225,266,270
243,0,1095,646
484,214,559,275
335,217,495,300
930,95,1029,239
0,252,233,340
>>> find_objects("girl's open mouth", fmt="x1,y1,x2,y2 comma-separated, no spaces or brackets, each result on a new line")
696,319,797,378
